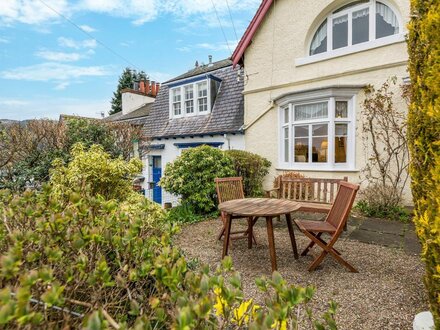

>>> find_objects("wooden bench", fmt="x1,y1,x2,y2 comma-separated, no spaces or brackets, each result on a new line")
266,176,349,214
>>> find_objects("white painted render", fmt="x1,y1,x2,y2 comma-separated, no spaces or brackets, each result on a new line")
241,0,412,203
122,92,155,115
142,133,245,206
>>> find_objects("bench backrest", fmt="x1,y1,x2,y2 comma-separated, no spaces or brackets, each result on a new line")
276,176,348,204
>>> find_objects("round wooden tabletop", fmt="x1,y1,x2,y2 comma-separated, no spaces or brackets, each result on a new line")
219,198,300,217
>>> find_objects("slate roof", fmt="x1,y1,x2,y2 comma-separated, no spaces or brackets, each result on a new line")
103,103,153,124
164,59,233,84
143,60,244,139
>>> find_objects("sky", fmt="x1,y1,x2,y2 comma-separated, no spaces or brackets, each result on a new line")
0,0,260,120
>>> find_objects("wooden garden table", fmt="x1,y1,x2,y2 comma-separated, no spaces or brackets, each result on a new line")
218,198,301,272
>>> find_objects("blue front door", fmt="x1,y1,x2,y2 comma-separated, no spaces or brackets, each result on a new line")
152,156,162,204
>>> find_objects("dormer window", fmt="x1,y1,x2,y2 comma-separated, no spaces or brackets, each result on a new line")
169,76,221,118
197,81,208,113
309,1,400,56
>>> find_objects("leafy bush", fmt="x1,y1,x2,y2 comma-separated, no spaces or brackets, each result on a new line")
159,145,235,213
166,202,206,224
0,118,145,192
0,145,338,329
354,184,411,222
408,0,440,325
225,150,271,197
50,143,142,202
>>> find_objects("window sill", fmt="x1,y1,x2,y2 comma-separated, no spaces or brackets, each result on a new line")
276,166,359,173
295,33,405,67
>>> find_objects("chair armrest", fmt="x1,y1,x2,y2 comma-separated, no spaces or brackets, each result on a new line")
265,187,280,198
297,202,332,213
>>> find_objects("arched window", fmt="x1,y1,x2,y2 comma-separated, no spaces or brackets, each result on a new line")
309,0,400,56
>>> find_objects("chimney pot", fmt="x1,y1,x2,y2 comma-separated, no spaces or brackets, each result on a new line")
151,81,156,96
145,79,150,94
208,55,213,65
139,80,145,93
195,60,199,68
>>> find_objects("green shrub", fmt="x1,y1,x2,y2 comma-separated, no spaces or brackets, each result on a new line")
0,144,338,328
166,202,206,224
355,184,411,222
159,145,235,213
50,143,142,202
408,0,440,325
225,149,271,197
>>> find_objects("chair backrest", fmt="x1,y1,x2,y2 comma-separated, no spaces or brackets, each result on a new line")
215,177,245,204
325,181,359,232
277,176,348,204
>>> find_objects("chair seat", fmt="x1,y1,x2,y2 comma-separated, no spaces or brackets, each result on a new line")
297,202,332,213
294,219,336,233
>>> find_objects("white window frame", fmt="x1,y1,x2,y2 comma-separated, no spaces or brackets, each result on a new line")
296,0,404,66
169,79,212,119
277,88,358,171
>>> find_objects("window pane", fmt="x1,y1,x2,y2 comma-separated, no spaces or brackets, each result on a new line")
185,85,193,100
376,2,399,39
172,88,181,102
294,126,309,163
312,124,328,163
312,137,328,163
284,127,289,162
312,124,328,136
173,102,181,116
335,124,348,163
294,102,328,121
185,100,194,114
198,81,207,97
332,14,348,49
352,8,369,44
294,125,309,137
335,101,348,118
310,19,327,55
283,107,289,124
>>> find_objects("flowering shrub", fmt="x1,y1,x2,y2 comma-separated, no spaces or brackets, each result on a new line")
159,145,235,213
50,143,142,202
0,145,338,328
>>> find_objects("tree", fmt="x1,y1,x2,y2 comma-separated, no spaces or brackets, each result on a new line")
407,0,440,326
109,68,149,115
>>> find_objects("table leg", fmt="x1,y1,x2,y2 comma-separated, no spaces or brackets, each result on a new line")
222,213,232,259
266,216,277,272
286,213,299,259
247,217,253,249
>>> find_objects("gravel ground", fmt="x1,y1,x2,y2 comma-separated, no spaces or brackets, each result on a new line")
174,218,428,330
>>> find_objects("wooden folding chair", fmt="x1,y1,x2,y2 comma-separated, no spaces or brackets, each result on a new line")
294,181,359,272
215,177,256,247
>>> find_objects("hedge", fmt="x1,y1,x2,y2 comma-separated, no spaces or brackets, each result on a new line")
407,0,440,326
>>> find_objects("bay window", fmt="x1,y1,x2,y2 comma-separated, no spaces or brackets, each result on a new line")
279,93,356,170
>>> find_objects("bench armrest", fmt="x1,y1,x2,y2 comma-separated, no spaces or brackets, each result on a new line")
265,187,280,198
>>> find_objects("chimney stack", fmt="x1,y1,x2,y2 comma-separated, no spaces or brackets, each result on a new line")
155,82,160,95
208,55,213,66
145,79,150,94
151,81,156,96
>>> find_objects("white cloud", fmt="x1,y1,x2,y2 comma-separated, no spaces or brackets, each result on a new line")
176,46,191,53
58,37,97,49
0,98,29,107
0,62,111,82
195,40,238,52
0,0,69,25
0,37,9,43
54,81,70,90
79,24,96,33
0,0,260,26
0,97,108,120
35,50,84,62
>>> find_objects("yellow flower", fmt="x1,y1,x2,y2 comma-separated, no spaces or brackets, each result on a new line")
232,299,253,326
213,288,226,316
271,319,287,330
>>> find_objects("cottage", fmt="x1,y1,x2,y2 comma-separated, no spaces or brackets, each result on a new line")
231,0,411,202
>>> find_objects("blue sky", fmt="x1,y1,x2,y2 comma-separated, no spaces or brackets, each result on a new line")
0,0,260,120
